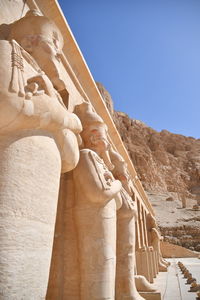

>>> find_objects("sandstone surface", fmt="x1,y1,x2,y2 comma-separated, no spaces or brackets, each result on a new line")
0,2,169,298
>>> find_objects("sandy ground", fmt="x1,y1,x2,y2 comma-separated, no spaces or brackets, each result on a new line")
147,192,200,228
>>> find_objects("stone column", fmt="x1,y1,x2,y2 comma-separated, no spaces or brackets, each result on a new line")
152,250,159,276
148,248,157,280
0,130,61,299
141,207,149,248
46,172,80,300
135,219,141,251
0,10,82,299
138,201,145,249
146,214,168,272
136,199,151,282
142,208,157,281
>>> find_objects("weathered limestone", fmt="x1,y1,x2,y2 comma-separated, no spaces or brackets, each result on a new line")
0,10,81,169
0,10,81,299
0,2,166,299
46,171,81,300
135,199,152,283
146,214,168,272
136,247,152,283
73,102,122,299
135,275,157,293
110,149,144,300
0,131,61,299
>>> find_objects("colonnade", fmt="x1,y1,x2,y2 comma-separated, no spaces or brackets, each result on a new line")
0,1,168,299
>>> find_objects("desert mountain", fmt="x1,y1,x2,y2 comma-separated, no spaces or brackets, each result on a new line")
96,82,200,251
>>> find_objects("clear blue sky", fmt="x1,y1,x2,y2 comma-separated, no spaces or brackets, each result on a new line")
58,0,200,139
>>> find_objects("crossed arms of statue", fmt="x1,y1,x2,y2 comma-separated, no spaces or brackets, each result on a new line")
0,73,81,134
73,149,122,205
0,40,82,172
0,40,81,135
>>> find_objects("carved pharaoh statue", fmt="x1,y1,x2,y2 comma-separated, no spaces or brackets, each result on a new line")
0,10,81,299
109,149,145,300
73,101,122,299
146,213,169,272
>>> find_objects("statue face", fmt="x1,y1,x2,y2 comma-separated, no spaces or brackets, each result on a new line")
113,160,133,196
30,33,64,90
89,128,110,153
9,13,65,91
115,161,129,181
37,35,61,60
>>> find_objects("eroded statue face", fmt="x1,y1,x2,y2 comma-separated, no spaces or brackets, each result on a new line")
8,11,65,91
81,125,114,170
111,156,134,196
29,33,64,90
89,128,110,153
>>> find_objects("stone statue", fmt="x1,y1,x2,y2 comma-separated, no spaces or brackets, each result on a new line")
146,213,169,272
109,150,157,293
0,9,81,171
110,149,145,300
73,102,122,299
134,275,157,293
0,10,81,299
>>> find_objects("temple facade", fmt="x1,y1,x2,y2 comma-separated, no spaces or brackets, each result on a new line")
0,1,168,299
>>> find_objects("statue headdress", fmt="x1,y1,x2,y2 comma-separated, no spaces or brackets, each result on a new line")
74,101,108,142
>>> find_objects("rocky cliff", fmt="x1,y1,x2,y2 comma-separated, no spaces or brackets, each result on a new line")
97,82,200,251
114,111,200,200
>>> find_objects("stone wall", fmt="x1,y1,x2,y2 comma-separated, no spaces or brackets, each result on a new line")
161,241,199,258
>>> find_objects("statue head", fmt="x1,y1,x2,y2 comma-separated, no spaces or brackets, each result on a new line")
74,101,114,170
8,10,65,91
109,149,133,196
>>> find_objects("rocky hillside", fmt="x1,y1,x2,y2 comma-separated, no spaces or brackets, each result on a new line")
114,112,200,200
97,82,200,251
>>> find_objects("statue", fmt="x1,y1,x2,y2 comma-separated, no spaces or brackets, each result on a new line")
146,213,169,272
0,10,81,299
134,275,157,293
73,102,122,299
0,9,82,171
110,149,145,300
